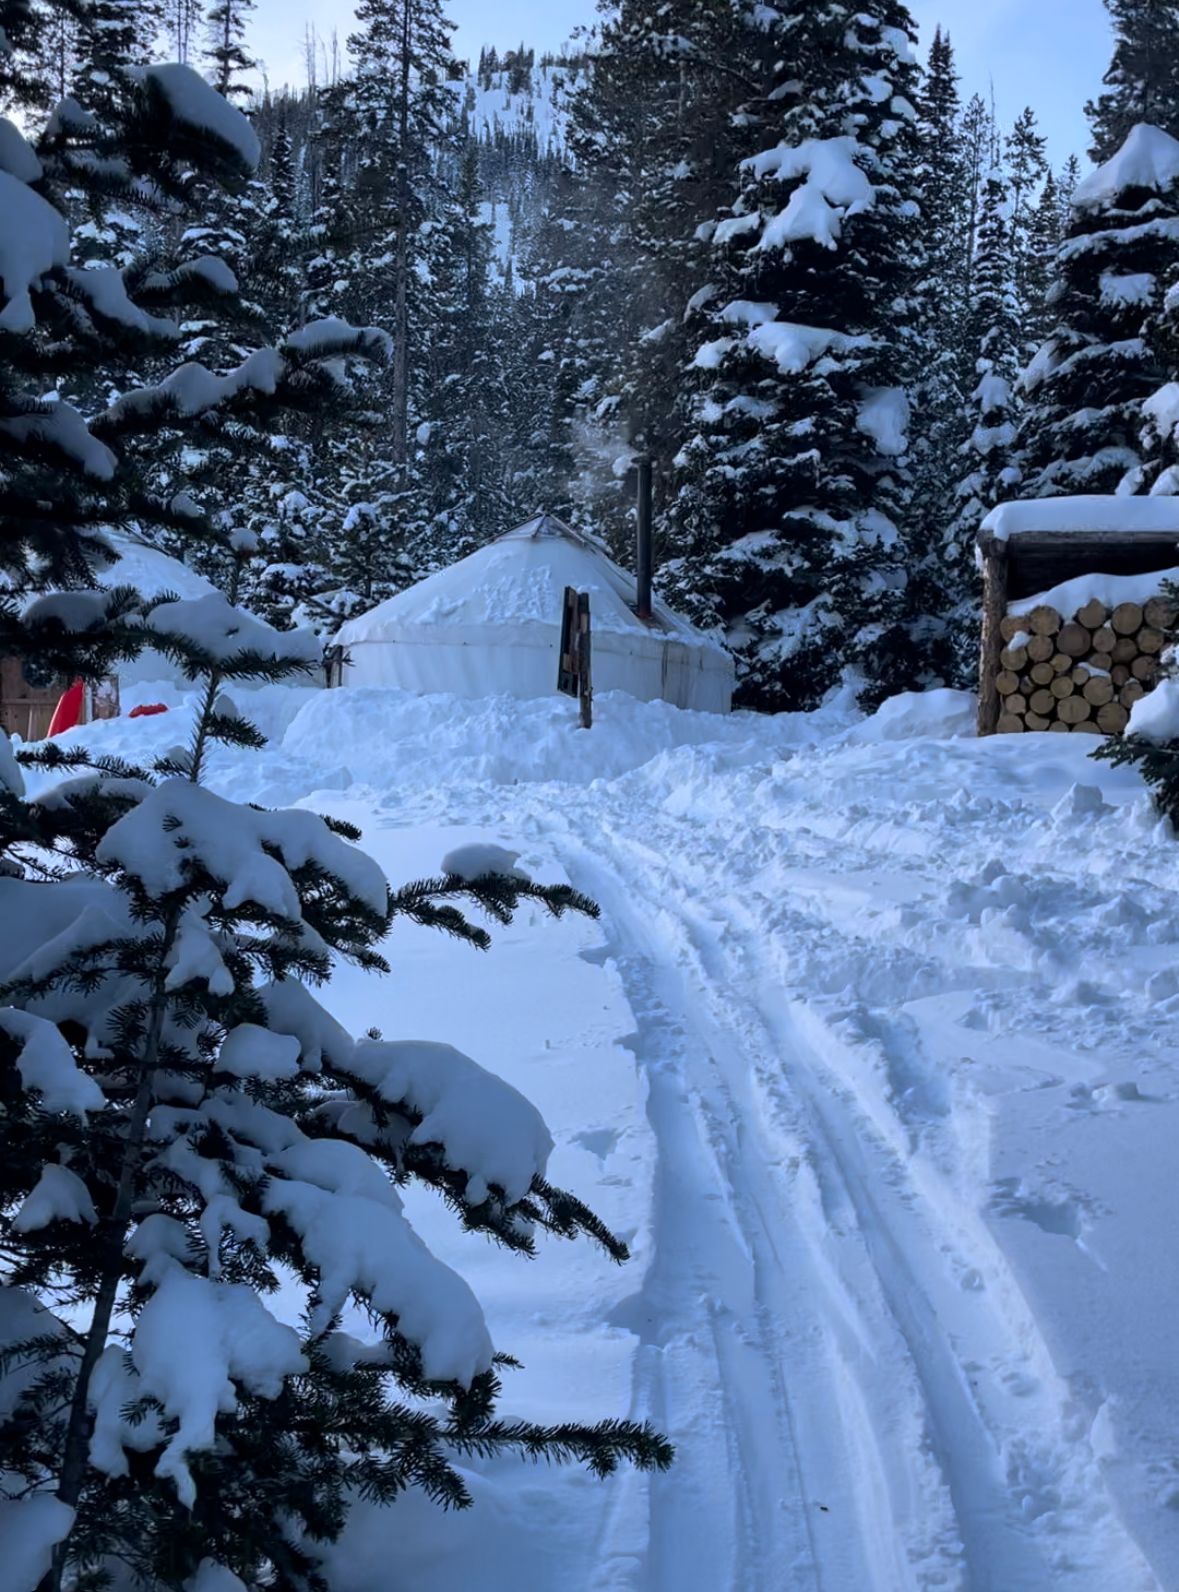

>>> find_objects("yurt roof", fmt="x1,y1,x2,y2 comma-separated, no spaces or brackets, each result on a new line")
97,533,217,602
336,514,726,654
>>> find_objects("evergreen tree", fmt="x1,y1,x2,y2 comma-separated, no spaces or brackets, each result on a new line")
0,20,671,1588
1018,123,1179,498
164,0,203,63
1058,152,1082,217
73,0,161,124
346,0,459,473
958,93,999,307
1024,167,1064,352
419,138,506,552
69,0,162,273
910,27,969,638
557,0,768,545
950,169,1023,552
1087,0,1179,162
668,1,924,711
205,0,256,102
32,0,82,109
1138,253,1179,492
1004,106,1049,350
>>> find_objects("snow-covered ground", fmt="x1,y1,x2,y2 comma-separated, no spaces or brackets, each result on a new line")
28,680,1179,1591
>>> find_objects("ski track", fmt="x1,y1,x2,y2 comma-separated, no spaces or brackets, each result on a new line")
513,773,1163,1592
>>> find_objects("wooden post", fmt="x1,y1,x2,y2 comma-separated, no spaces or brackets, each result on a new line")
977,534,1009,736
558,586,593,728
577,591,592,730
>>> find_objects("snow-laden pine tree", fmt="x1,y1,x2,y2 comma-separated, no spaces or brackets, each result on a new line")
418,138,507,554
1018,123,1179,498
68,0,161,278
205,0,255,102
1024,167,1064,352
557,0,769,545
346,0,458,475
949,169,1023,555
1087,0,1179,162
0,25,670,1590
1004,107,1049,352
909,28,969,611
667,1,924,710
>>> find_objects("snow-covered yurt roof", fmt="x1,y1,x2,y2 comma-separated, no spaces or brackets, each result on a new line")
336,514,735,713
95,534,218,688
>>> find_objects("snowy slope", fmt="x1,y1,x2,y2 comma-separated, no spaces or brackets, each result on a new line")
26,681,1179,1592
451,56,585,286
463,62,580,160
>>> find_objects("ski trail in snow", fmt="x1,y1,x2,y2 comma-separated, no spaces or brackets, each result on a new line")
541,797,1162,1592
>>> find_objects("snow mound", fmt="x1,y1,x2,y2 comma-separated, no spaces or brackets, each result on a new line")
842,688,977,743
1128,676,1179,743
283,687,843,790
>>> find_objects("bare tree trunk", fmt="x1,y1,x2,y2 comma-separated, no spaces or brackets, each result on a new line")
44,641,231,1591
44,918,180,1592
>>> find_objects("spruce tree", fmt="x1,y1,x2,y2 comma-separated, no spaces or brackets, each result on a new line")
1018,123,1179,498
1024,167,1064,353
950,169,1023,553
910,27,969,646
558,0,767,544
1087,0,1179,162
69,0,161,275
205,0,256,102
0,19,671,1590
1004,107,1049,352
668,1,924,710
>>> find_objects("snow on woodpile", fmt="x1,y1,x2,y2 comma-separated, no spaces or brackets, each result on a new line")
982,496,1179,542
335,514,735,713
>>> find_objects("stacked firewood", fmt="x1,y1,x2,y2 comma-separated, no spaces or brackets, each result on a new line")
995,595,1175,734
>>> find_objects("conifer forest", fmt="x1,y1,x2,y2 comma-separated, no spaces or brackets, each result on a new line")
5,1,1179,1589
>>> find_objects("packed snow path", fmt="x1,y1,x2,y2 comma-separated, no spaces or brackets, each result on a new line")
44,686,1179,1590
547,785,1162,1592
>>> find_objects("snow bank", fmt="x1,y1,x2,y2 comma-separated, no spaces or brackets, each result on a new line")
982,495,1179,541
841,688,977,743
283,687,844,791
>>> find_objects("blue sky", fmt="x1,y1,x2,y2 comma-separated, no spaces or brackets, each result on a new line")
258,0,1113,169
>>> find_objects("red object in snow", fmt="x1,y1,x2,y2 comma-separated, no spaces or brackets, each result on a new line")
47,679,85,737
129,703,169,720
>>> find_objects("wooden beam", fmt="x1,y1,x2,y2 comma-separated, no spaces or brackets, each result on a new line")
577,591,592,730
977,537,1009,736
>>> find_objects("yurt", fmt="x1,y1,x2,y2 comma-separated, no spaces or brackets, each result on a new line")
334,514,735,713
3,536,219,739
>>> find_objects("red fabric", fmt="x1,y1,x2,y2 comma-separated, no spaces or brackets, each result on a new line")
129,703,169,719
47,679,85,737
